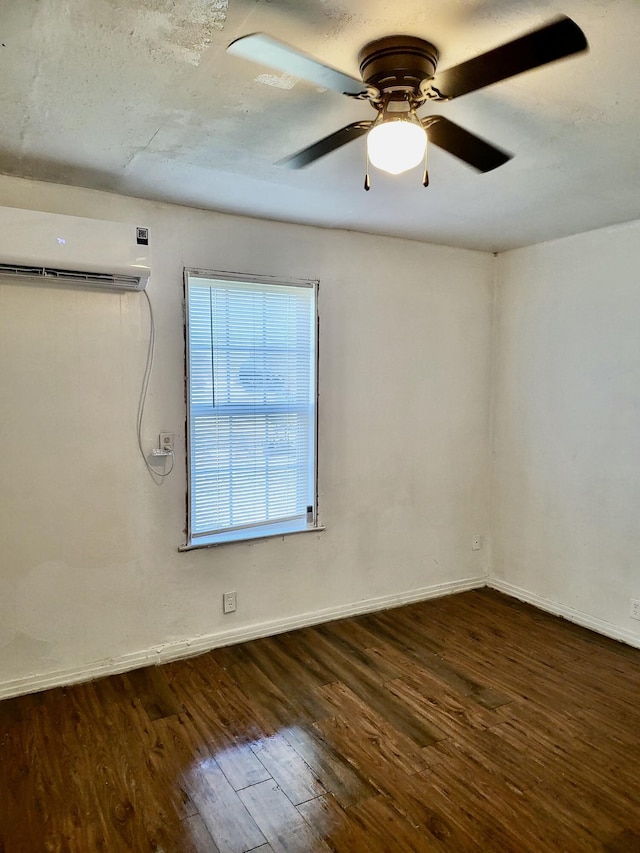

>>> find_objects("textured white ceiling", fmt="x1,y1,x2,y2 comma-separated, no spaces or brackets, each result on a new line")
1,0,639,251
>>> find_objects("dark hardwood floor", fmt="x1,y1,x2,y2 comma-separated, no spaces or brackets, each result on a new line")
2,588,640,852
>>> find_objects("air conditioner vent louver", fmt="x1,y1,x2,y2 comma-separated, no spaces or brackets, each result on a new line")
0,263,142,291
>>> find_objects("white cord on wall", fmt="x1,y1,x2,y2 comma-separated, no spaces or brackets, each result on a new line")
137,289,175,479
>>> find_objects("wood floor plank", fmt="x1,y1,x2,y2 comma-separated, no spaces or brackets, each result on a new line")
356,610,444,656
415,769,546,853
300,790,472,853
214,740,273,792
241,633,331,693
58,686,178,850
383,675,493,742
280,724,377,808
237,780,331,853
157,693,274,794
297,790,473,853
226,661,311,730
313,620,406,682
294,795,355,849
293,629,445,747
0,693,29,731
228,654,332,726
315,680,432,774
182,756,267,853
249,732,326,805
268,630,335,687
177,666,277,744
433,724,544,792
603,829,640,852
424,757,569,853
179,813,222,852
314,711,430,804
70,682,197,848
348,792,462,853
125,664,183,721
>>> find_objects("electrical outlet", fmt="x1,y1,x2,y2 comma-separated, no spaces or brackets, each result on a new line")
223,591,237,614
630,599,640,620
159,433,174,453
472,534,481,551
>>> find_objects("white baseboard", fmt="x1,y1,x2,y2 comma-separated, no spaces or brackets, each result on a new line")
488,577,640,650
0,575,485,701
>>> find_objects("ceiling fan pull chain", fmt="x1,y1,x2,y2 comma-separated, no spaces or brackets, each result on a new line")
364,148,371,191
422,145,429,187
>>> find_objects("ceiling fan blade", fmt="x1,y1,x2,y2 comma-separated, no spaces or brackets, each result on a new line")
424,116,512,172
227,33,368,97
430,16,588,100
278,121,372,169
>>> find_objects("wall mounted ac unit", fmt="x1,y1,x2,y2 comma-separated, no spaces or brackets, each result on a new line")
0,207,151,290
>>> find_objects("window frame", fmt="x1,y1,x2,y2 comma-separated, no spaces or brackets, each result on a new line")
183,267,320,549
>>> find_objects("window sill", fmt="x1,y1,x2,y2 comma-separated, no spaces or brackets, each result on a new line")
178,526,326,552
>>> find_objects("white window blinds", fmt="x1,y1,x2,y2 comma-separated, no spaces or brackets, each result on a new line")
186,272,317,545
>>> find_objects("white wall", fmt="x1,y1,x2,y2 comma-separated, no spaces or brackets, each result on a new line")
492,220,640,645
0,176,494,697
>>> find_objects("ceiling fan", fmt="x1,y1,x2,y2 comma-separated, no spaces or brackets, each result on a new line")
227,16,588,187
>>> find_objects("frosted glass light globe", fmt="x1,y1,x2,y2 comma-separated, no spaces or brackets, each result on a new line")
367,119,427,175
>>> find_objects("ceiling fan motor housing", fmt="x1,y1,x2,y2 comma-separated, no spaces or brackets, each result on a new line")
358,36,439,101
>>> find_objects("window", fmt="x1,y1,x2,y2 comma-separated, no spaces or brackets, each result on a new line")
185,270,318,546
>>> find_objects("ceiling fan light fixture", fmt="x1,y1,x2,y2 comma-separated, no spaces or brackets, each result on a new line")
367,117,427,175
